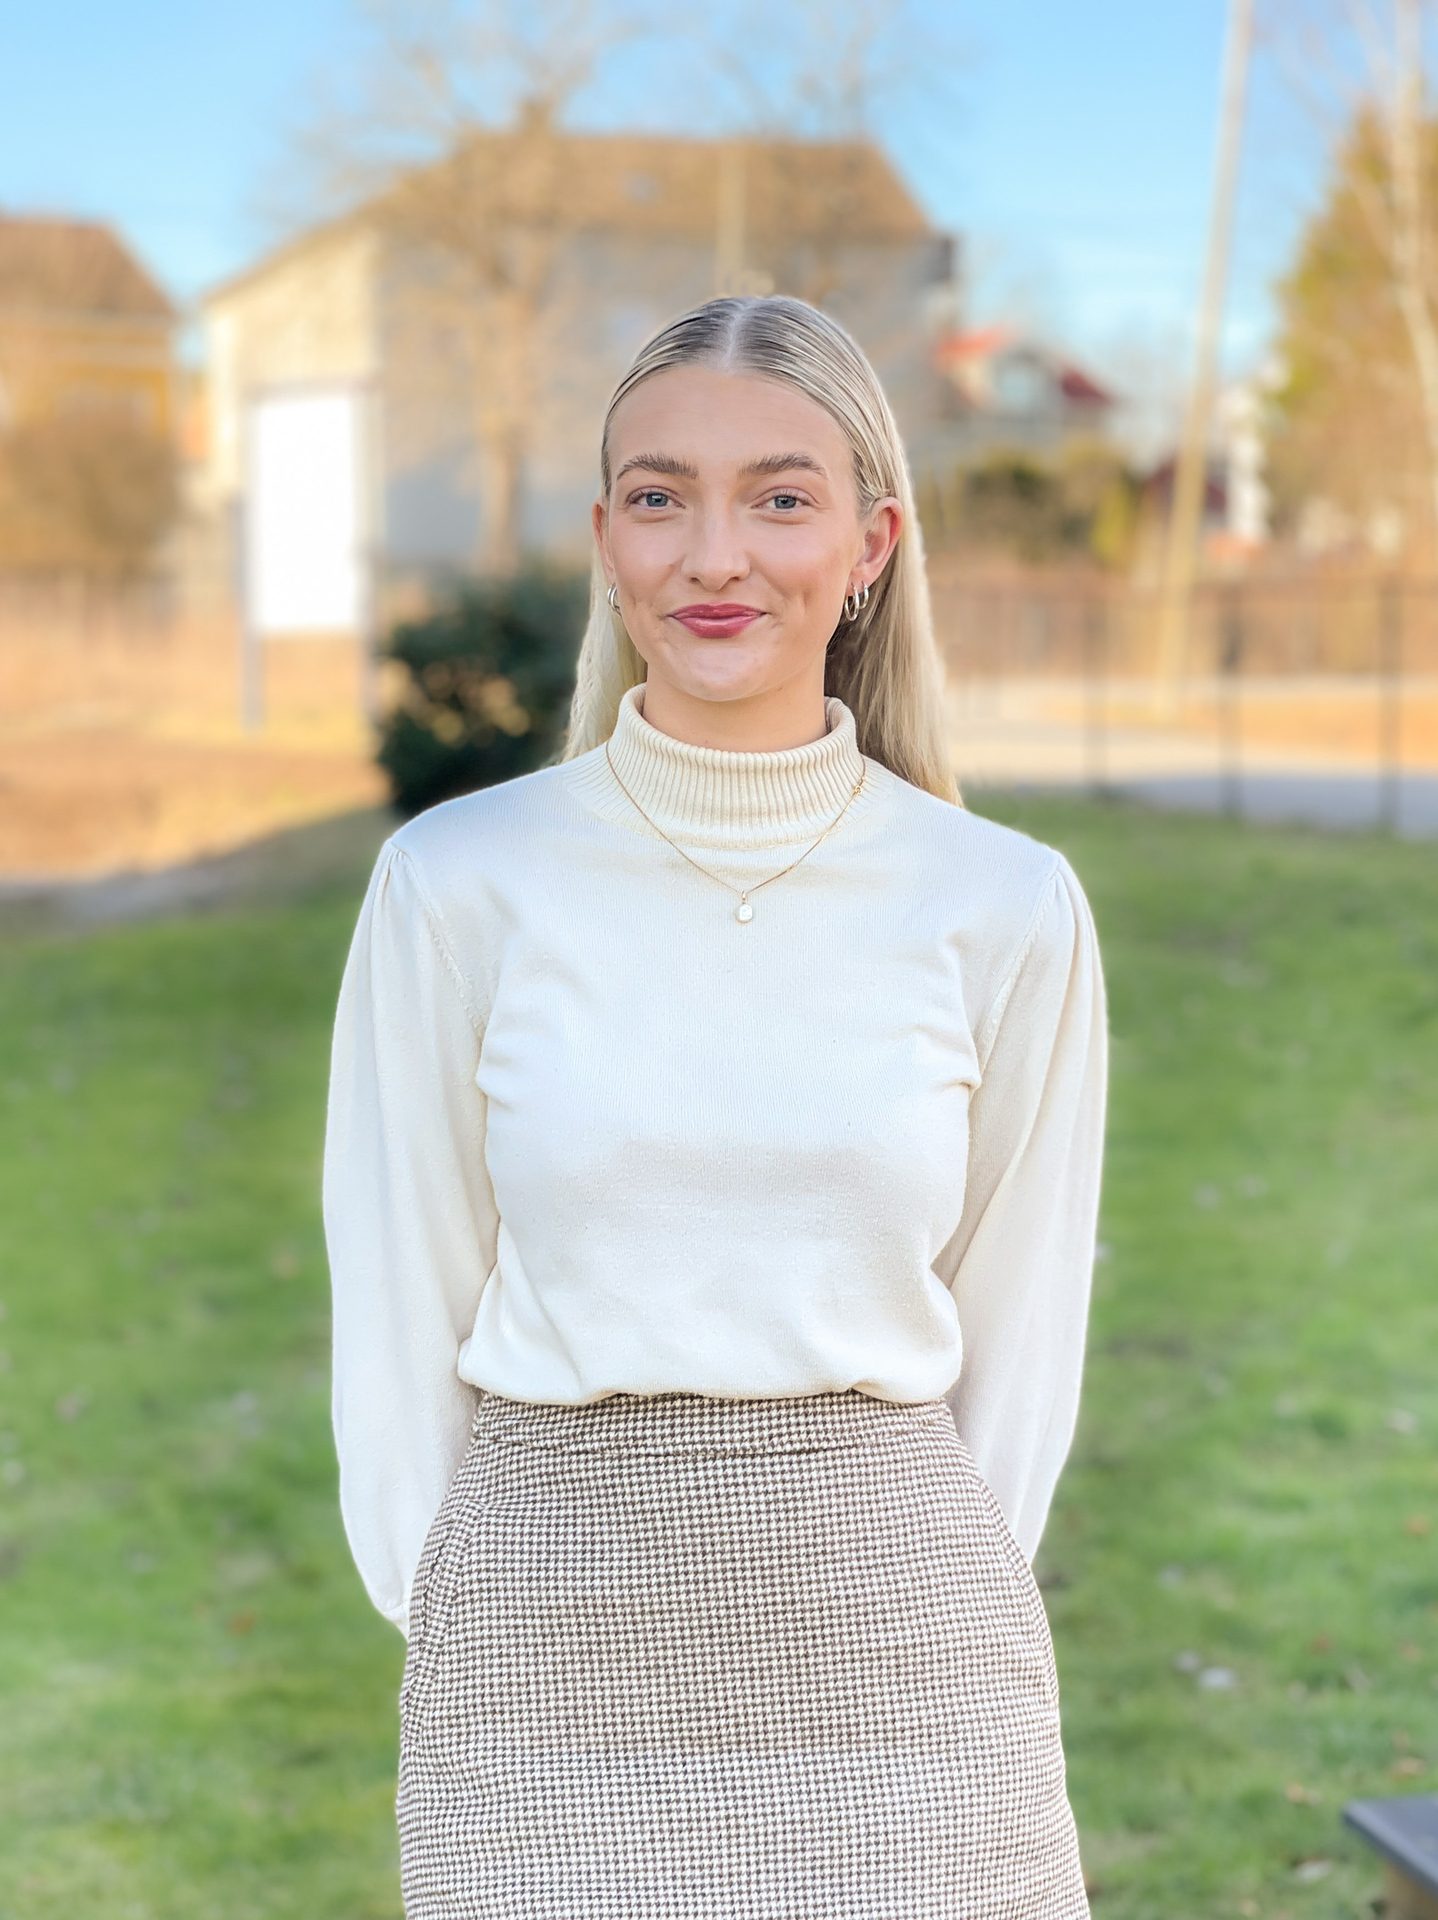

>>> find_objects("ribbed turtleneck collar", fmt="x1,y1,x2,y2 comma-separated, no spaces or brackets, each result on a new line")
568,680,874,852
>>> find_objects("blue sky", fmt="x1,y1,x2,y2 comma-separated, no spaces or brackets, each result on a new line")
3,0,1351,452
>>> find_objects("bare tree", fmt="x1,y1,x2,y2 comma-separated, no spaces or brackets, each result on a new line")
262,0,967,581
669,0,973,314
269,0,648,576
0,410,180,576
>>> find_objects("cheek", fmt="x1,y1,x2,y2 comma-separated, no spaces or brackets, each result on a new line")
790,537,848,595
763,526,846,592
608,521,670,582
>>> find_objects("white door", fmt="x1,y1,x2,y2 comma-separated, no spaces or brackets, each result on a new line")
242,385,371,635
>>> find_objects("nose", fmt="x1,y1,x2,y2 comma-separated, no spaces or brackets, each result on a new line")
683,509,751,589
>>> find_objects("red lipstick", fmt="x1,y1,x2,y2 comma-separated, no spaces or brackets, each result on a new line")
671,603,765,637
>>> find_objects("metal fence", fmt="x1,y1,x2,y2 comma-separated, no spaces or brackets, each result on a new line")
3,563,1436,834
928,566,1438,835
929,565,1438,677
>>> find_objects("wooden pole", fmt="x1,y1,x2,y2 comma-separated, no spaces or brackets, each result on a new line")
1151,0,1254,718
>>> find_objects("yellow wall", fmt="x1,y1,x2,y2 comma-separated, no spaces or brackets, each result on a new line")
0,313,177,439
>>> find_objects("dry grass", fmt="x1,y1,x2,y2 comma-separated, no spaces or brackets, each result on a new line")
1,616,389,879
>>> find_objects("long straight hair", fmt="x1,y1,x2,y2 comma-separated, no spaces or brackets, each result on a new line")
558,293,962,805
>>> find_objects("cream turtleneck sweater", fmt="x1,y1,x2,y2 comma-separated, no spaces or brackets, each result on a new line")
322,681,1110,1638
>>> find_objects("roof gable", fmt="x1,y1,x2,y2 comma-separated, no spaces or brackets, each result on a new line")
0,214,176,320
203,123,931,308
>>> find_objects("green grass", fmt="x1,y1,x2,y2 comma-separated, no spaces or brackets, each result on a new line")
1,792,1435,1918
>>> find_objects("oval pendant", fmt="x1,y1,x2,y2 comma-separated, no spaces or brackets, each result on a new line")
736,900,754,923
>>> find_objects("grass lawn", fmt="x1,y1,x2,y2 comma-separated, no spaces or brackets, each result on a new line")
0,791,1434,1919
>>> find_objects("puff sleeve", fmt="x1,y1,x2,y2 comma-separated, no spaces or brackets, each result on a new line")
936,850,1109,1564
321,836,500,1639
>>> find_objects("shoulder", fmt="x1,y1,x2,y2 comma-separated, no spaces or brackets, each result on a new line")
386,757,572,898
866,762,1101,1046
869,758,1082,938
371,759,573,998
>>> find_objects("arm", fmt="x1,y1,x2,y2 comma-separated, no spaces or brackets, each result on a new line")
937,850,1109,1563
321,837,500,1638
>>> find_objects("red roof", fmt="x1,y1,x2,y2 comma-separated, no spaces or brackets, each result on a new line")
1057,365,1110,404
933,325,1115,406
934,324,1016,363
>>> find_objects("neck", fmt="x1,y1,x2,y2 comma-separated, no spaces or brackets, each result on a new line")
634,676,832,755
568,679,873,852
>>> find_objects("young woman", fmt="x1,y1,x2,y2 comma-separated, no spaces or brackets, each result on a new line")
323,292,1109,1918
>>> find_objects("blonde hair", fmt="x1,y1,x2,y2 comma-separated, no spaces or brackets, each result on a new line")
557,293,961,806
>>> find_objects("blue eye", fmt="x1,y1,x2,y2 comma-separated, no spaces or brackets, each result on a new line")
623,488,812,510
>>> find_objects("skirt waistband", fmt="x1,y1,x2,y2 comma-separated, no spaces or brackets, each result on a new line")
470,1386,956,1457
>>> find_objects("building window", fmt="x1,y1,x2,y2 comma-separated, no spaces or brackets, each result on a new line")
993,354,1047,415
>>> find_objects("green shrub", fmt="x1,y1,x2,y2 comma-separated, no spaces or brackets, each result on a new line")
376,560,586,817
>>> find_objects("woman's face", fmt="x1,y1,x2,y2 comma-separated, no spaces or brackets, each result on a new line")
593,363,901,710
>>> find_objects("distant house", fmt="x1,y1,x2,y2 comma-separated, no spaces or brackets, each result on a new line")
0,213,179,438
1214,368,1274,550
197,120,967,629
1140,453,1229,524
930,324,1118,462
1134,367,1277,578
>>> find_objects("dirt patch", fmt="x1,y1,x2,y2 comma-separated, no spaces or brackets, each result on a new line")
0,803,396,941
0,615,395,886
0,722,390,881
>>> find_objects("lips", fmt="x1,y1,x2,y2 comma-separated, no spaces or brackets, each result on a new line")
671,604,765,635
673,604,764,618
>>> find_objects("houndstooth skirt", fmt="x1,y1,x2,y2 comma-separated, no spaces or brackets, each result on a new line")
396,1387,1091,1919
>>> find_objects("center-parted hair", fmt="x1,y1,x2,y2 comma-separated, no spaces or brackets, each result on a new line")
560,293,961,806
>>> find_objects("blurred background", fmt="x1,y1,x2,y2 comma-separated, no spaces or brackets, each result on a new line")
1,3,1435,1917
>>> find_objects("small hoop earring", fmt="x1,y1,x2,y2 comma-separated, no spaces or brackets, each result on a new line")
607,581,620,612
842,579,870,622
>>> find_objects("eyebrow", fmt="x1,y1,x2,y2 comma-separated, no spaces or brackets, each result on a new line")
614,450,829,487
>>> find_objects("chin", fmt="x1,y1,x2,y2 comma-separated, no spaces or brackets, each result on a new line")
654,648,771,690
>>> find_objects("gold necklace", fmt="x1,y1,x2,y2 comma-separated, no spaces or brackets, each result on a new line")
603,737,866,924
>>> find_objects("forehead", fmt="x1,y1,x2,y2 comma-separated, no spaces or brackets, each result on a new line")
609,363,850,476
